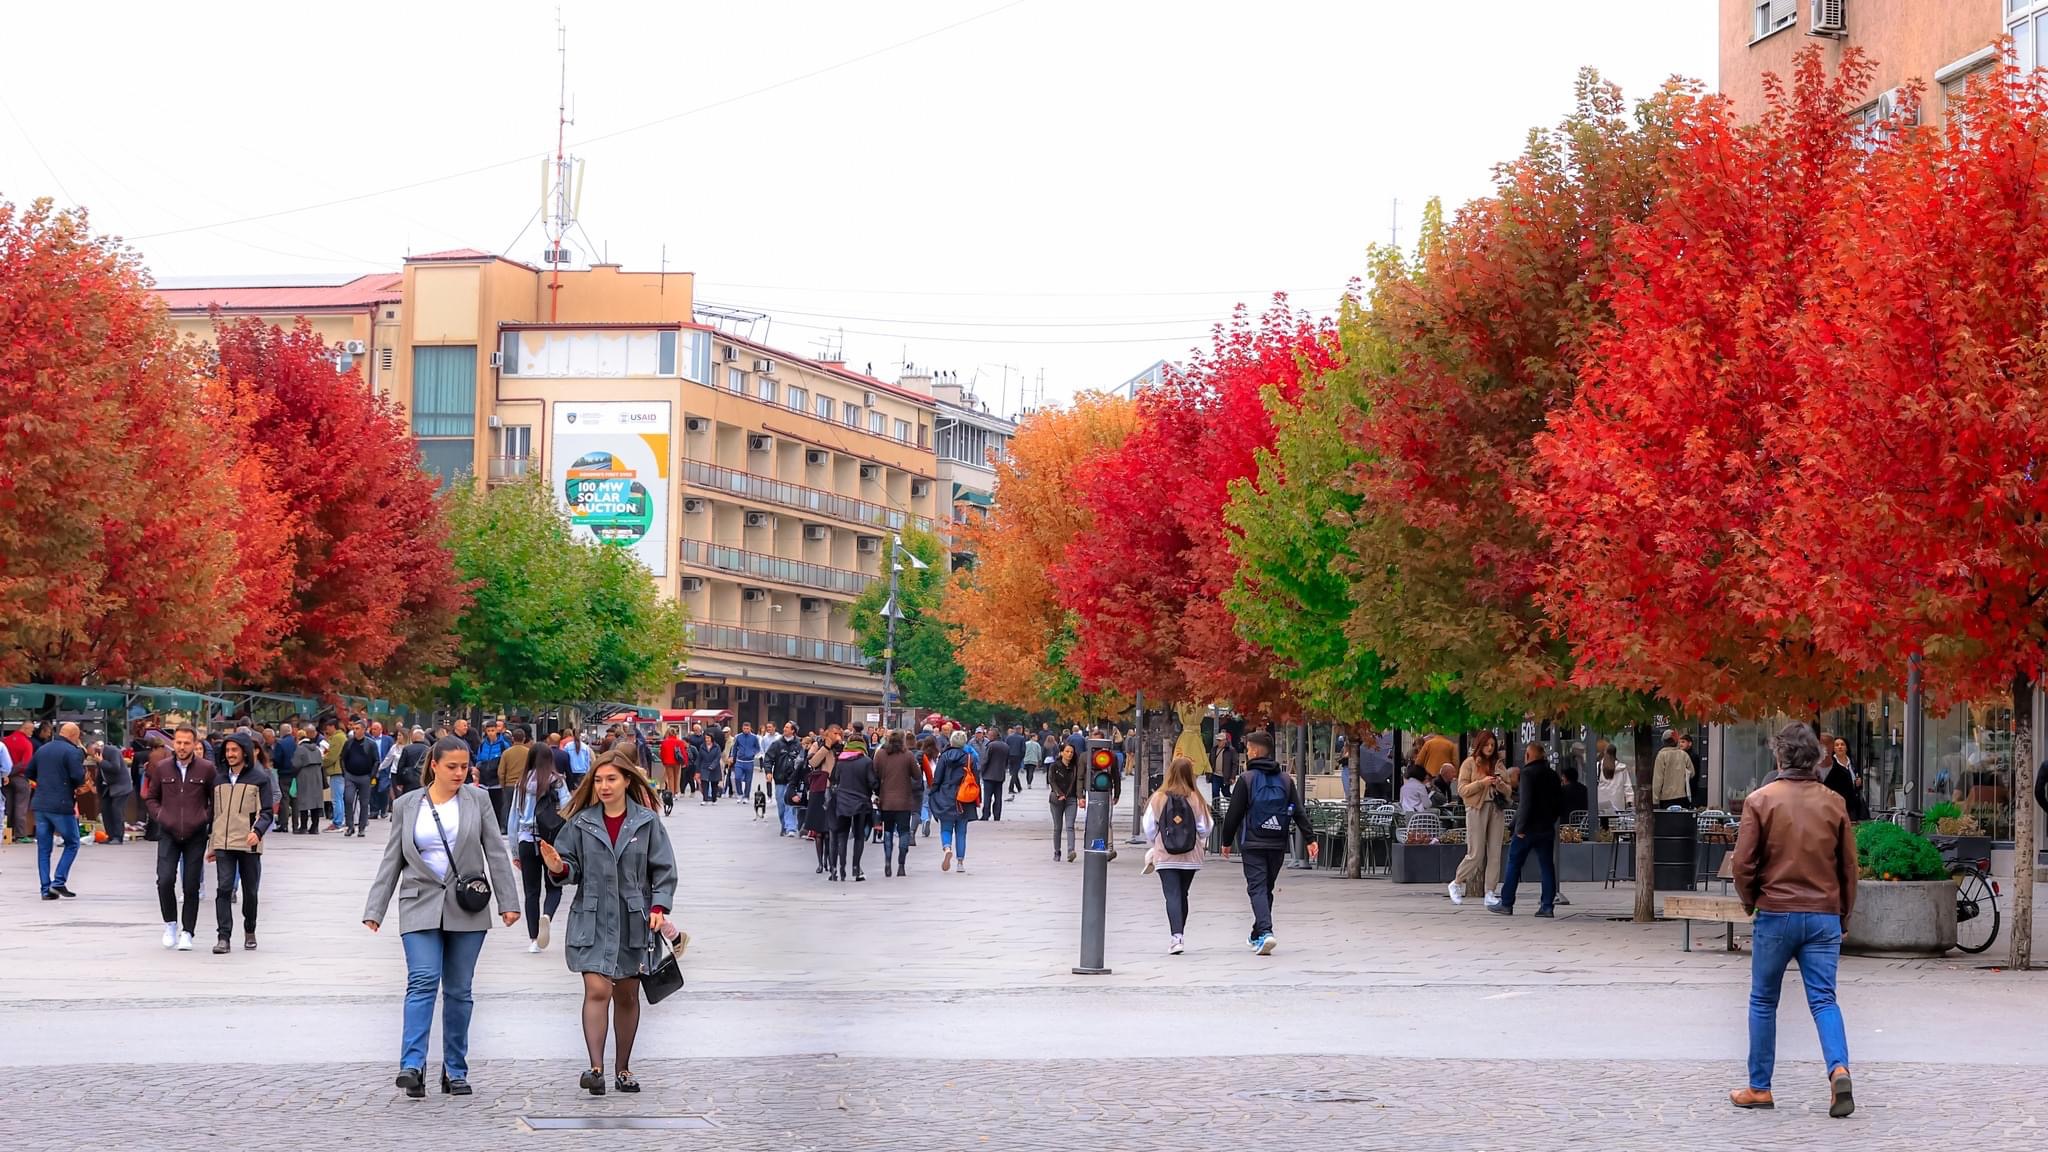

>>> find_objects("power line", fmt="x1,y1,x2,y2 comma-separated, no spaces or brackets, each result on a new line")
762,316,1220,347
700,280,1354,300
0,91,78,207
695,298,1329,329
125,1,1030,243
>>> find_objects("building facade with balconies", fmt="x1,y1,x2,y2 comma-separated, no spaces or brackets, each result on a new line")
915,368,1014,567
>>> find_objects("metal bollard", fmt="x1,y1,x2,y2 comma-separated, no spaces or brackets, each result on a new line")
1074,783,1114,975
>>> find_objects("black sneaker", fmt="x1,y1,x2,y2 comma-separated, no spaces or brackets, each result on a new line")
1488,903,1514,916
50,885,77,898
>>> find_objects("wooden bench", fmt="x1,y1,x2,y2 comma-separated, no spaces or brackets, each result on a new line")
1663,858,1752,952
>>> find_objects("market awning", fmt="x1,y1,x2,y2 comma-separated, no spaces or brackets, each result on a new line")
3,684,126,710
125,686,235,712
219,691,320,717
951,483,995,509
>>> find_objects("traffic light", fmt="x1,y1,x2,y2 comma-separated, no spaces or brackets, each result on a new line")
1088,741,1117,792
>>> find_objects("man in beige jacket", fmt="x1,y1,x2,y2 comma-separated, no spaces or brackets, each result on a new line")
1652,729,1695,809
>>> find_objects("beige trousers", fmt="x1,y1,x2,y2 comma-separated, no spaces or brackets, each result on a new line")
1454,802,1505,893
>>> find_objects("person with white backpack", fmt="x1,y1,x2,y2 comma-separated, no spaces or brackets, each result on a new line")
1143,755,1213,955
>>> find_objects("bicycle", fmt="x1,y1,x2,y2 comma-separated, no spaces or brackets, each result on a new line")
1942,844,2001,955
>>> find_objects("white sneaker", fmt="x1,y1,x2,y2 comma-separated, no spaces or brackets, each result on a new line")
161,924,177,949
527,941,541,954
1483,892,1502,908
1168,935,1184,955
1447,881,1465,906
176,931,194,952
535,914,552,951
956,860,967,874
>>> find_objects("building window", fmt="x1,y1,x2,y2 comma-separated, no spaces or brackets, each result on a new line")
918,422,930,449
868,410,886,434
2013,1,2048,72
757,378,777,405
412,346,476,437
816,393,833,420
500,424,532,458
659,330,678,375
788,386,808,413
728,366,745,394
894,419,911,443
843,401,860,428
1752,0,1795,41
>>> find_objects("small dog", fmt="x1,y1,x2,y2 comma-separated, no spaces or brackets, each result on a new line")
752,786,768,821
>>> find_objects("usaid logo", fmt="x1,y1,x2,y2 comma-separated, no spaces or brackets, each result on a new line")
566,412,578,424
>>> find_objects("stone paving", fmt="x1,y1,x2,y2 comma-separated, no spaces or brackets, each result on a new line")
4,781,2047,1148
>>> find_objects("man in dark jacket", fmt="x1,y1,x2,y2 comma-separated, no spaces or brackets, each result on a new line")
1211,731,1243,807
1004,726,1027,797
143,725,217,949
28,722,88,899
272,726,298,819
339,720,380,838
1217,731,1314,955
979,734,1011,821
1491,743,1561,918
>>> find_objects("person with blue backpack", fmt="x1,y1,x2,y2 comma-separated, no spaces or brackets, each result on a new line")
1216,731,1314,955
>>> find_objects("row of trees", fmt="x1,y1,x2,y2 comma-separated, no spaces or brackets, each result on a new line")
950,51,2048,918
2,199,685,711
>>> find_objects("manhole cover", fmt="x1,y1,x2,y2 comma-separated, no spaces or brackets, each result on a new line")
1235,1089,1376,1105
521,1116,717,1131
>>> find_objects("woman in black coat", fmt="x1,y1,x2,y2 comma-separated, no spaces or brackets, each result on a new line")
830,742,878,883
802,736,836,875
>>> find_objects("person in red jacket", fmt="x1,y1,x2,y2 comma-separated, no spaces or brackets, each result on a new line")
657,726,684,815
142,725,217,951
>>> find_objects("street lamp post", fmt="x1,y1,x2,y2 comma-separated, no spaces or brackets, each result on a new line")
880,533,927,731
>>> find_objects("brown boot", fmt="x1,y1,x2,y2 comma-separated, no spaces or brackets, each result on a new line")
1729,1087,1774,1110
1828,1067,1854,1118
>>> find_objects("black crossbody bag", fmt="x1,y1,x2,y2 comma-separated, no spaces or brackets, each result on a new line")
428,801,492,914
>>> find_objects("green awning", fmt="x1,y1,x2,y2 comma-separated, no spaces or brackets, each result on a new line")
950,483,994,509
371,698,391,714
5,684,125,710
127,687,235,712
225,692,319,717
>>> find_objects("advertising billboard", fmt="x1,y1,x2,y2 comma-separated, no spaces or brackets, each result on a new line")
551,401,672,577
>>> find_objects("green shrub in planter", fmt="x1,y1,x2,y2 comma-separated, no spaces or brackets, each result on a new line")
1922,801,1963,828
1855,821,1947,882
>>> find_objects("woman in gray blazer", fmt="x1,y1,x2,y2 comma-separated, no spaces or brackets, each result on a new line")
537,748,677,1096
363,737,519,1099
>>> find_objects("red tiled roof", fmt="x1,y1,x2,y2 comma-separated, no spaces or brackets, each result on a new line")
407,247,493,261
156,273,404,314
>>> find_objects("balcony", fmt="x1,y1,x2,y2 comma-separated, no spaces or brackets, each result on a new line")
689,622,873,670
679,539,878,597
685,460,931,533
487,454,537,485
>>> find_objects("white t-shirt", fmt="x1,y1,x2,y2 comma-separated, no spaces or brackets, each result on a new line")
414,795,460,880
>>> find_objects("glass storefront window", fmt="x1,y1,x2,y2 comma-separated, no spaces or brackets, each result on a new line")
1927,702,2015,841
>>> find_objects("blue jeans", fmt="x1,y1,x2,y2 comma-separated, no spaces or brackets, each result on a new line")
1748,910,1850,1091
35,812,80,893
329,777,346,826
400,928,486,1079
1498,830,1556,913
778,789,800,834
938,816,969,860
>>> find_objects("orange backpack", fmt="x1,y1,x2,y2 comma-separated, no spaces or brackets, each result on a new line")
955,755,982,806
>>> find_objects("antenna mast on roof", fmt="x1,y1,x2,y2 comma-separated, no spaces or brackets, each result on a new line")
542,13,584,321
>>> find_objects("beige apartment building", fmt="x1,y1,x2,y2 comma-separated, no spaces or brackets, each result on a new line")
1722,0,2006,131
155,272,404,387
162,248,941,731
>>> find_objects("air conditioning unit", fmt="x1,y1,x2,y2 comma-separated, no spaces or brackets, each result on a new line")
805,450,827,467
856,536,881,554
753,359,775,374
742,588,768,603
858,464,880,481
863,391,877,407
800,597,823,614
722,346,739,361
680,577,704,592
344,339,367,355
1809,0,1846,36
682,498,706,514
748,434,772,452
486,414,502,429
744,512,772,529
804,525,829,542
1874,86,1910,122
487,351,503,368
685,417,709,433
910,479,930,498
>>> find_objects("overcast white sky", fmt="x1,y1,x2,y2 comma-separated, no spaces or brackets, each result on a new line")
3,0,1715,409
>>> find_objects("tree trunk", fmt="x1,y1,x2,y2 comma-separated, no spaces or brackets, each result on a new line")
2011,675,2034,971
1343,722,1365,879
1632,720,1657,923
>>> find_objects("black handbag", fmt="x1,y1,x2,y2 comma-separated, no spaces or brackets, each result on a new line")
427,801,492,914
644,933,685,1004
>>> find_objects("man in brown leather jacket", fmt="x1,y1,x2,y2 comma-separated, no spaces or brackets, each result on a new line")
1728,722,1856,1119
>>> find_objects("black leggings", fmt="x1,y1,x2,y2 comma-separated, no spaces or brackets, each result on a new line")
517,840,564,937
832,814,870,876
1159,868,1196,935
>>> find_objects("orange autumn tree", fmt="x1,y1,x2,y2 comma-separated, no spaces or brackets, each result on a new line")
945,392,1135,717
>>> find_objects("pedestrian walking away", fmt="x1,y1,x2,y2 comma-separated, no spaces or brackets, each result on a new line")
362,737,521,1098
27,722,89,900
1022,729,1042,791
1144,755,1214,954
1448,732,1510,908
873,730,922,878
1490,742,1560,919
509,738,572,954
801,735,836,874
1729,721,1858,1119
1047,742,1081,863
1004,726,1027,797
206,733,278,953
94,739,133,844
830,733,878,882
142,725,218,947
930,729,980,873
1216,731,1313,955
979,731,1011,821
291,727,327,834
538,752,678,1097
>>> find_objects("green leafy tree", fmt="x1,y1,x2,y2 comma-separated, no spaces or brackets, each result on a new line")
578,543,689,704
849,527,991,723
440,476,599,708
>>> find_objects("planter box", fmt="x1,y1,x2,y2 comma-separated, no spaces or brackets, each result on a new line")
1844,878,1957,957
1928,835,1992,867
1556,840,1633,883
1390,842,1464,884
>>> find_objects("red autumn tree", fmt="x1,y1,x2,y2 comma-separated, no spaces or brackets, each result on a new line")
0,198,252,685
210,318,464,696
1768,62,2048,703
1523,49,1890,718
1057,298,1335,712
